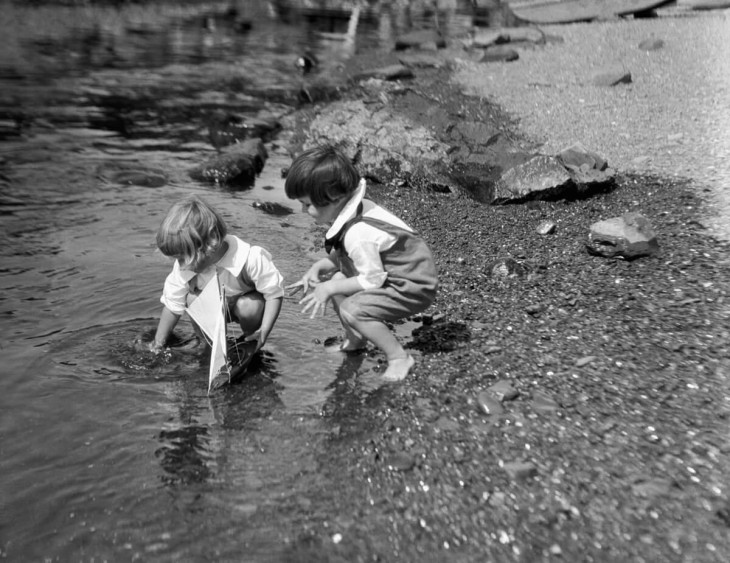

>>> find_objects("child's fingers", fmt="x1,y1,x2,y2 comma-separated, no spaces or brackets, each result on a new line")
286,281,305,294
309,301,325,319
300,297,315,315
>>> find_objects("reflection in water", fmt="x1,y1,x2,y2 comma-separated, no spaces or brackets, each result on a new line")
156,425,212,485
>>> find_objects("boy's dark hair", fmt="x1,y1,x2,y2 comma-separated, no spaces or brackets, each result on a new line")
284,145,359,207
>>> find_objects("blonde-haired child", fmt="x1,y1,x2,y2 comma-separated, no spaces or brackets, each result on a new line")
285,145,438,381
150,195,284,356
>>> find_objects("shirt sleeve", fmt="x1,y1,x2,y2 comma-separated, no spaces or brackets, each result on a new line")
343,223,396,290
160,266,188,315
244,246,284,300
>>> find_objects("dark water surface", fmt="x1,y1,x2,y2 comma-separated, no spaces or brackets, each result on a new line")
0,1,482,560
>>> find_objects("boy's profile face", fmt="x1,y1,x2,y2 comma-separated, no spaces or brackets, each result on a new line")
298,196,345,226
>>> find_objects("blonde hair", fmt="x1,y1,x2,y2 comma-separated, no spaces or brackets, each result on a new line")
156,195,227,268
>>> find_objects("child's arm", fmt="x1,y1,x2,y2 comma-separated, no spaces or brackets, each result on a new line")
300,275,363,319
257,296,283,350
150,307,181,352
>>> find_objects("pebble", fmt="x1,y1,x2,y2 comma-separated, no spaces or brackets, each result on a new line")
487,380,519,402
387,452,415,472
532,390,560,413
575,355,597,367
477,391,504,416
503,461,538,481
536,220,557,235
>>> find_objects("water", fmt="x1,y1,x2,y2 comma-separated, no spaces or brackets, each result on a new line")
0,1,487,559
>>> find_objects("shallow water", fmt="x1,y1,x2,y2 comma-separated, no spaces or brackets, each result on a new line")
0,1,485,559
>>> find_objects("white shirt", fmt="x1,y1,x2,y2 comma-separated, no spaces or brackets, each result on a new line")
326,179,414,290
160,235,284,315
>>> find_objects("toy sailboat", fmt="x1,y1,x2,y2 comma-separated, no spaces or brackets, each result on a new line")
185,273,256,393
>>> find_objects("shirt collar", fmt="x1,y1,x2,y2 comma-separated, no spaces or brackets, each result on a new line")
325,178,366,239
174,235,249,280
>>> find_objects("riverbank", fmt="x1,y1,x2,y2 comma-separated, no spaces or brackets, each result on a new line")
283,10,730,562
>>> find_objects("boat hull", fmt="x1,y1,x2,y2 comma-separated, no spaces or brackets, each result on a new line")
508,0,676,24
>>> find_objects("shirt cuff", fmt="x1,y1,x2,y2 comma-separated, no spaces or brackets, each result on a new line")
160,295,185,315
356,272,387,290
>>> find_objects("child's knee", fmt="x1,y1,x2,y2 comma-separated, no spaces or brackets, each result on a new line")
331,271,346,281
338,298,361,325
232,292,265,327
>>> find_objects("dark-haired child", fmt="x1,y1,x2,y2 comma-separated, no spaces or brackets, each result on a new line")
285,145,438,381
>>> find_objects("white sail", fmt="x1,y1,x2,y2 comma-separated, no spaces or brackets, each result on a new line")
185,274,230,393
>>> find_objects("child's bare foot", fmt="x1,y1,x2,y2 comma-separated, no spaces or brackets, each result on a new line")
324,336,367,354
381,355,414,382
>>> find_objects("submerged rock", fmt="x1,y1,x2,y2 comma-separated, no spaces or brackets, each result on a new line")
189,138,267,188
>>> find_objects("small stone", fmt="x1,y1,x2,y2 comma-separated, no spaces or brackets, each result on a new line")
631,477,674,498
593,68,632,87
435,416,460,432
532,391,560,413
575,355,597,367
489,491,507,507
525,303,546,316
536,220,556,235
488,380,519,402
387,452,415,472
503,461,537,481
477,391,505,416
638,38,665,51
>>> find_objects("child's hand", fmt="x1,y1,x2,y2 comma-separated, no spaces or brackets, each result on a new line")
243,331,264,353
299,282,331,319
286,274,319,296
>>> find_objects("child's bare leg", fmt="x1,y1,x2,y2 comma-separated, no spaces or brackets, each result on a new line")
329,273,367,352
339,309,413,381
231,292,265,337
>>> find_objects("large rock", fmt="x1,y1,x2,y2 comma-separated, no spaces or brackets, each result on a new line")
303,100,450,181
587,212,659,259
490,155,573,204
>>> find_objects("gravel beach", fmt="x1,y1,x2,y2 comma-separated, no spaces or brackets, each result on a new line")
453,8,730,240
282,7,730,561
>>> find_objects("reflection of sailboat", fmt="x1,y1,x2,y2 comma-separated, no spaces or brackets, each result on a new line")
186,274,256,393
